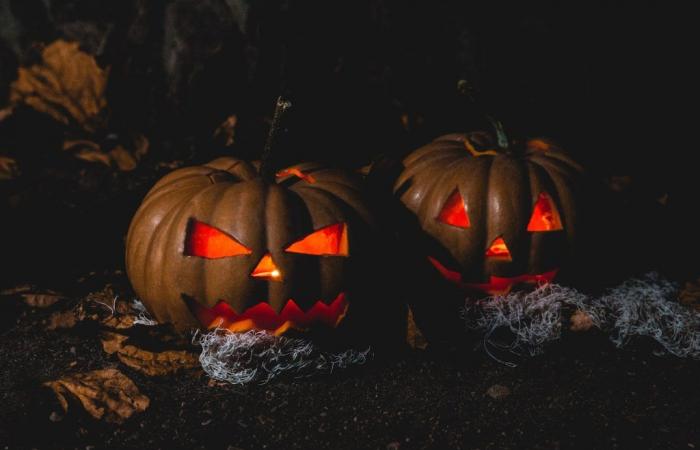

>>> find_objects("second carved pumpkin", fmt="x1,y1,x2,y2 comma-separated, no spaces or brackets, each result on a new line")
393,131,583,295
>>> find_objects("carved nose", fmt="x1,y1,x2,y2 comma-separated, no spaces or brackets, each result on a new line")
251,253,282,281
486,237,512,261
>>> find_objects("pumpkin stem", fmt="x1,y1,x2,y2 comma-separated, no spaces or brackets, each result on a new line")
259,96,292,182
457,80,510,151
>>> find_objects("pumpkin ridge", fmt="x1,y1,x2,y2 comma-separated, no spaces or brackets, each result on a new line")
137,183,197,322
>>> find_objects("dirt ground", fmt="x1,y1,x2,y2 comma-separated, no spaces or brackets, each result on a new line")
1,275,699,450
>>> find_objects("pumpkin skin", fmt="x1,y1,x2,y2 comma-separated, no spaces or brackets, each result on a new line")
126,157,382,336
393,132,583,296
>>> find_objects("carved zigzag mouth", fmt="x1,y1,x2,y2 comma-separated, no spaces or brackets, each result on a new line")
427,256,558,295
184,293,348,335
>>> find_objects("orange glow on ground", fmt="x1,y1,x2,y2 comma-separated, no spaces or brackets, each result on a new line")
251,253,282,281
527,192,563,232
188,293,349,334
185,219,252,259
437,189,470,228
485,237,512,261
276,167,316,183
285,223,349,256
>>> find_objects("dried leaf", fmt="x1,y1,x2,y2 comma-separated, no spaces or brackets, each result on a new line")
0,106,13,122
213,114,237,147
47,310,80,330
101,314,136,330
22,292,65,308
101,332,199,376
63,135,148,171
0,155,20,180
569,309,595,332
44,368,149,424
0,285,33,295
406,307,428,350
101,332,129,354
680,278,700,311
486,384,511,400
108,145,137,171
67,140,111,166
10,40,108,133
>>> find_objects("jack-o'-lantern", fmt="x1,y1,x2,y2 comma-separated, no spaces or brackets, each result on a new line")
393,131,583,296
125,99,396,341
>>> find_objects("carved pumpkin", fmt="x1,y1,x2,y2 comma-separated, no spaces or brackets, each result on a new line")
393,131,583,296
125,157,384,336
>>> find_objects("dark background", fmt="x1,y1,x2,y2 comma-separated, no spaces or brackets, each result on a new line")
0,0,697,287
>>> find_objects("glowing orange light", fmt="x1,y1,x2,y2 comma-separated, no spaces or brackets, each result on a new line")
437,189,470,228
427,256,558,295
251,253,282,281
427,256,463,283
468,270,559,295
486,237,512,261
276,167,316,183
285,223,349,256
527,192,563,232
188,293,349,334
185,219,252,259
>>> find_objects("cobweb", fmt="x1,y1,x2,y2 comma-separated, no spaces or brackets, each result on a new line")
194,329,372,385
464,273,700,363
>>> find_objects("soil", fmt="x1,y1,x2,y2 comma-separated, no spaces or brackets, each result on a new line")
2,286,700,450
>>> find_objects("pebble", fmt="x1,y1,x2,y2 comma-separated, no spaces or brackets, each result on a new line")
486,384,511,400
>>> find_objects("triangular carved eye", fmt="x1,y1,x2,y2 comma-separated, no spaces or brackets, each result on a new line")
185,219,252,258
437,189,470,228
285,223,349,256
527,192,563,232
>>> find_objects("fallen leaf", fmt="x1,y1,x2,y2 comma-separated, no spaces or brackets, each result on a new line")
486,384,511,400
22,292,65,308
213,114,237,147
101,332,129,354
47,310,80,330
0,106,13,122
44,368,149,424
406,307,428,350
108,145,137,171
0,155,20,180
101,314,136,330
101,332,199,376
680,278,700,311
10,40,108,133
64,135,148,171
0,285,33,295
569,309,595,332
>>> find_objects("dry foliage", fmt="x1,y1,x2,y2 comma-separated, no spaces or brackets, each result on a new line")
0,286,65,308
680,278,700,311
101,331,199,376
63,134,148,171
213,114,238,147
0,155,20,180
47,310,81,330
10,40,108,133
569,309,595,332
44,368,149,424
406,307,428,350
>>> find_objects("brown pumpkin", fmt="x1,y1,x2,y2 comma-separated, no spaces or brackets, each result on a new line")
393,131,583,295
125,157,383,336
